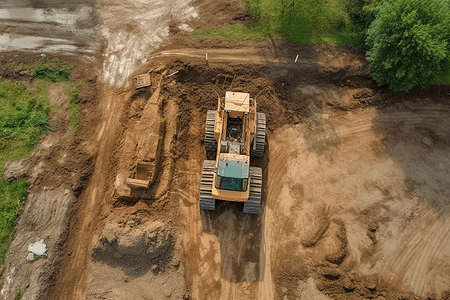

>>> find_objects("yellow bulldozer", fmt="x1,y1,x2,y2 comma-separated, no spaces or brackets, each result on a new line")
199,91,266,214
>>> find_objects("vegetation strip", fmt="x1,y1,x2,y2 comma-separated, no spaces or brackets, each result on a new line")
0,58,78,264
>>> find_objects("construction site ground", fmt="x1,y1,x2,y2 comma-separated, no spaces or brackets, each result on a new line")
1,0,450,300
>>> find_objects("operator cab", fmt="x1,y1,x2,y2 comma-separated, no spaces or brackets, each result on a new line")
215,154,249,192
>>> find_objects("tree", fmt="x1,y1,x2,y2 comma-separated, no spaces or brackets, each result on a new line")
347,0,377,46
366,0,450,93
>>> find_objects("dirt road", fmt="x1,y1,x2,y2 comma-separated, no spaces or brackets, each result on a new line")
1,0,450,299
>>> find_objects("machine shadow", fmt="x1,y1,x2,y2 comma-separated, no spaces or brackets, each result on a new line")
199,138,270,284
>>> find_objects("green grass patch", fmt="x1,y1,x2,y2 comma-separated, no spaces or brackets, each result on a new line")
192,22,272,41
0,58,79,265
14,288,23,300
193,0,360,45
0,78,50,263
435,60,450,85
8,58,75,74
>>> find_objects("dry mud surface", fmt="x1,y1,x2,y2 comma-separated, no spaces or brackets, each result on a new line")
1,1,450,300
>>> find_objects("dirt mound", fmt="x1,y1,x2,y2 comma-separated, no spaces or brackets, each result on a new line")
92,219,174,276
3,159,27,181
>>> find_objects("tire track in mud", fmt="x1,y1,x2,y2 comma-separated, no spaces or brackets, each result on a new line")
49,85,130,300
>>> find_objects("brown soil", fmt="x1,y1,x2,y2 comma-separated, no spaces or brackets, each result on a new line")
1,0,450,300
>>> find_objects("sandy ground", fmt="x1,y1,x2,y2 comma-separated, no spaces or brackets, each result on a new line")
1,0,450,300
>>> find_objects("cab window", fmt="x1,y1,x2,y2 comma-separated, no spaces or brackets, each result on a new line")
216,176,248,191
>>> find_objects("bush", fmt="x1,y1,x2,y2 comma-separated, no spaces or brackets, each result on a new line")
347,0,377,46
33,66,70,82
366,0,450,93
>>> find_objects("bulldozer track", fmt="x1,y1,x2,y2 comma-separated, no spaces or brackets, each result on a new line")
205,110,218,152
251,113,266,158
243,167,262,214
199,160,216,210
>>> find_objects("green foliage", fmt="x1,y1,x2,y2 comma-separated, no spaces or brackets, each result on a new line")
366,0,450,93
346,0,378,46
9,58,75,73
193,0,360,45
192,23,270,41
0,80,51,143
244,0,263,22
33,66,70,82
14,288,22,300
0,56,78,266
278,0,355,44
435,60,450,84
0,78,51,263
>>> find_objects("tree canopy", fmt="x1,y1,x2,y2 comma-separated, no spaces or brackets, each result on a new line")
366,0,450,93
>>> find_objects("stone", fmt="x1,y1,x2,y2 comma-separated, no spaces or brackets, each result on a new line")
3,159,28,181
26,253,35,262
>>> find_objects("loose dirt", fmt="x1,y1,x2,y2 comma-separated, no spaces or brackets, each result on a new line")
1,1,450,300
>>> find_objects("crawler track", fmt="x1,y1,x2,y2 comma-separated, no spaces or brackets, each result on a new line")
205,110,217,152
251,113,266,158
243,167,262,214
199,160,216,210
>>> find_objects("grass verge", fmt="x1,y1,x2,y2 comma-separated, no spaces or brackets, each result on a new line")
0,58,78,265
192,0,360,45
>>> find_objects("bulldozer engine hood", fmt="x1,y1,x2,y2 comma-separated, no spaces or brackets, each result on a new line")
224,91,250,114
217,154,249,179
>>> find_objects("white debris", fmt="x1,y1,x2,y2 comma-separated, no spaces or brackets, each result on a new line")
28,241,47,256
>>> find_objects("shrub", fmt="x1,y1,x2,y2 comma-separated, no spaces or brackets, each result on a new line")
33,66,70,82
366,0,450,93
347,0,377,46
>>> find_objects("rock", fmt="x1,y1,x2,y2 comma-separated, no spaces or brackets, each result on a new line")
26,253,35,262
367,281,377,290
3,159,28,181
343,276,354,291
95,220,173,262
422,137,433,147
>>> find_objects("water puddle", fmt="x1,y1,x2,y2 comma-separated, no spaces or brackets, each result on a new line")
0,3,98,52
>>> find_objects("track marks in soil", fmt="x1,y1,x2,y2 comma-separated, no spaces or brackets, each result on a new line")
176,158,265,299
382,207,450,298
49,85,129,300
173,98,266,299
268,105,450,299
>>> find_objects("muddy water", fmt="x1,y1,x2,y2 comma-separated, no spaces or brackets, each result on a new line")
0,1,98,52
